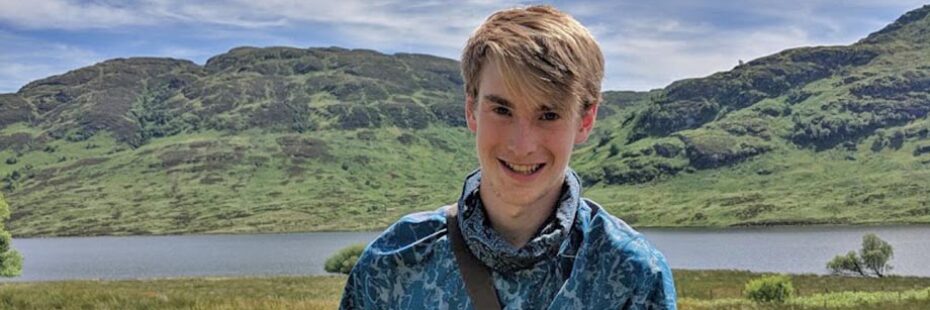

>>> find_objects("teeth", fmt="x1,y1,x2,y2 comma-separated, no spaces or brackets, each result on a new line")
504,161,542,174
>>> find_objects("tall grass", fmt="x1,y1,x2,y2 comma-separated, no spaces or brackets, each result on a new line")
676,270,930,309
1,270,928,309
680,288,930,310
0,276,345,310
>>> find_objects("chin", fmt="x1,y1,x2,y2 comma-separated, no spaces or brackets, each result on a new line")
501,190,544,205
489,178,556,206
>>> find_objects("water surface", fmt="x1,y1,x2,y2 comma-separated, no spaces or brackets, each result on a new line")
6,225,929,281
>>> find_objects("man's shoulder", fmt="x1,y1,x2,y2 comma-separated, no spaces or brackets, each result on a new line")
341,206,458,309
354,205,451,271
581,198,641,246
581,199,669,277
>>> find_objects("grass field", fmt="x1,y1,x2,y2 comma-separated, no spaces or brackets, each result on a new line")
675,270,930,309
1,270,929,309
0,276,346,310
1,127,478,237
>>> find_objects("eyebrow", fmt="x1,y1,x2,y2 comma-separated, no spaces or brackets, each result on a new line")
483,94,513,107
482,94,558,111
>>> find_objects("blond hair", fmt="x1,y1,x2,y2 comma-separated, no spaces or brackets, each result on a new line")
461,5,604,115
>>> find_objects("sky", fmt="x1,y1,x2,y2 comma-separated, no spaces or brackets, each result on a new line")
0,0,926,94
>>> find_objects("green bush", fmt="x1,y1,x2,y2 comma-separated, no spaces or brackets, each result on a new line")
324,244,366,274
828,250,867,276
860,233,894,277
0,193,22,277
744,275,794,303
827,233,894,277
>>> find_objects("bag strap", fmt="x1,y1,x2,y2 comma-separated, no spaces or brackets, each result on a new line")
446,204,503,310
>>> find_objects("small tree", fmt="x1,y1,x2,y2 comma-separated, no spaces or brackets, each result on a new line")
744,275,794,303
860,233,894,277
324,244,366,274
0,193,22,277
827,251,866,276
827,233,893,277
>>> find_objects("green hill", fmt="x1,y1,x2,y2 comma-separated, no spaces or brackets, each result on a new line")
1,5,929,236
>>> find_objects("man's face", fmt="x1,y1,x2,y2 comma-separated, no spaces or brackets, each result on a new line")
465,60,597,206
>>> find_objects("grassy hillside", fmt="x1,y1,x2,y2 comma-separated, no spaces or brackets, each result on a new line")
0,6,929,236
576,4,930,227
0,126,475,236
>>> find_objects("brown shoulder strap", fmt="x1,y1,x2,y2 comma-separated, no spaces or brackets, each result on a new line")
446,204,502,310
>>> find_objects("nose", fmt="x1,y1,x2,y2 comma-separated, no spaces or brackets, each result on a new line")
506,117,538,157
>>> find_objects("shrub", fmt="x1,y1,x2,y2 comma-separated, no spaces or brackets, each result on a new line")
744,275,794,303
828,250,866,276
860,233,894,277
827,233,894,277
608,144,620,157
0,193,22,277
324,244,366,274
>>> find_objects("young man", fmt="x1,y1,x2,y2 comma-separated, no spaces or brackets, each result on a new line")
340,5,676,309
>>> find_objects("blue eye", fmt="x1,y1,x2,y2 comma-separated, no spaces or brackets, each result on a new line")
541,112,560,121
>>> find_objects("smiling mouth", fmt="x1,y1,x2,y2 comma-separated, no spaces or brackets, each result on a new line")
499,159,545,175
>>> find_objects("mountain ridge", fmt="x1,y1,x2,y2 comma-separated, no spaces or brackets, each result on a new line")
1,5,929,236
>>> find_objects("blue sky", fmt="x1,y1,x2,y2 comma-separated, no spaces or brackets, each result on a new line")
0,0,926,93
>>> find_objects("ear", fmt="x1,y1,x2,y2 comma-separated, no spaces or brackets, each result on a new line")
574,102,598,144
465,95,478,133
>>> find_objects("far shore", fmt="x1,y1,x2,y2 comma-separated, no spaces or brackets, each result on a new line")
13,221,930,239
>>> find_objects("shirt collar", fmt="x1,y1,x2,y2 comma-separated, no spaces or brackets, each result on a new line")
455,168,583,273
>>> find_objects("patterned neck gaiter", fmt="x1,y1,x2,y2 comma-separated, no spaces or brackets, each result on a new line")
455,168,582,274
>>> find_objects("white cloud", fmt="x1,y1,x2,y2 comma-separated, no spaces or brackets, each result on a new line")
0,0,156,29
0,0,505,31
196,0,511,50
144,0,523,61
0,31,102,93
0,0,926,92
0,0,514,57
0,0,520,91
583,0,928,90
599,24,820,91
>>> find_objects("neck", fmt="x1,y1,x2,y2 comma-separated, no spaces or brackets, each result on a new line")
479,181,564,248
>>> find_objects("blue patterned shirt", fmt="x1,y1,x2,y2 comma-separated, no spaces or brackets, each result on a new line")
340,169,677,309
